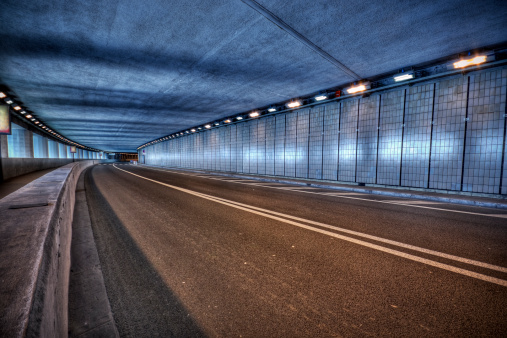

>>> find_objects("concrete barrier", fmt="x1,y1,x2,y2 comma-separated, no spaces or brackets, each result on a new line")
1,158,75,181
0,160,98,337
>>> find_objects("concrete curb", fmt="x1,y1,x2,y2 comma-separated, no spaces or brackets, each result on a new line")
139,164,507,210
0,160,98,337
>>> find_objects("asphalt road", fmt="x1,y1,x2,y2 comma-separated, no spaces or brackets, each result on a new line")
83,164,507,337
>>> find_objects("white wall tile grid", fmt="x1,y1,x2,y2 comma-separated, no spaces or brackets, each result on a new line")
142,66,507,195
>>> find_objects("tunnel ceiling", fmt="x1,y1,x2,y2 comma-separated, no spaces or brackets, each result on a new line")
1,0,506,152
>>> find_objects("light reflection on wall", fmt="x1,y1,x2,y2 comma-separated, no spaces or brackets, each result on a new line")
142,67,507,194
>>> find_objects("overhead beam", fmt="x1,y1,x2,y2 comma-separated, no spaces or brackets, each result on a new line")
240,0,361,80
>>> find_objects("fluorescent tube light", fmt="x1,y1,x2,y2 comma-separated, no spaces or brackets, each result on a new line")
249,112,260,118
394,72,414,82
315,95,327,101
0,92,5,98
267,107,277,113
453,56,486,69
347,85,367,94
287,101,301,108
236,116,243,120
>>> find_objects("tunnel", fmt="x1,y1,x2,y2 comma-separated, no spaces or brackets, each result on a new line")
1,0,507,337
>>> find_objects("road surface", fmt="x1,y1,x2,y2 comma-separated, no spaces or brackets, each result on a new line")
83,163,507,337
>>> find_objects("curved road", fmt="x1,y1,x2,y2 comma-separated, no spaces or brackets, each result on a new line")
83,163,507,337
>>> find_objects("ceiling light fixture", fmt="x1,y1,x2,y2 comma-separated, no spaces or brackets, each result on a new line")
453,55,486,69
13,106,21,110
205,124,211,129
287,100,301,108
0,92,5,98
25,114,32,118
236,116,243,120
20,110,26,114
394,71,414,82
347,84,368,94
6,99,13,104
249,111,260,118
315,94,327,101
267,107,277,113
224,119,231,123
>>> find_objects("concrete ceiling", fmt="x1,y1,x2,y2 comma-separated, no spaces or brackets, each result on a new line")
1,0,506,152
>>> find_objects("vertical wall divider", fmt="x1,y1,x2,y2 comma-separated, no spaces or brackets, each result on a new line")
273,117,276,175
321,106,325,180
355,99,360,183
337,102,341,181
460,76,471,192
307,110,311,179
427,82,437,189
283,114,286,176
375,95,382,184
399,89,407,187
295,111,299,177
499,83,507,194
264,119,274,175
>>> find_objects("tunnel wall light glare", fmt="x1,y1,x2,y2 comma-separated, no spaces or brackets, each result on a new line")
0,92,5,98
394,72,414,82
6,99,13,104
236,116,243,120
347,85,367,94
13,106,21,110
267,107,277,113
25,114,32,118
249,112,259,118
315,95,327,101
453,56,486,69
224,119,231,123
205,124,211,129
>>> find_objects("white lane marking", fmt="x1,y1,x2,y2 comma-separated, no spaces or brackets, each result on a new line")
277,186,319,190
114,165,507,287
138,166,507,219
384,200,441,205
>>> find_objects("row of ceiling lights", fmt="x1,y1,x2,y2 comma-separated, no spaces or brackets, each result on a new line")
138,53,492,150
0,92,102,153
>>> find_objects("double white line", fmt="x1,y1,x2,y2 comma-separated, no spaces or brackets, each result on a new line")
113,164,507,287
